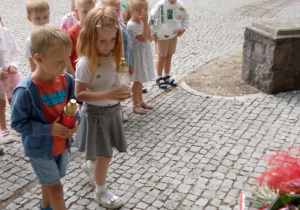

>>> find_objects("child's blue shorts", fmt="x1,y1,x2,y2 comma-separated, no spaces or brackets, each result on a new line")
29,149,68,185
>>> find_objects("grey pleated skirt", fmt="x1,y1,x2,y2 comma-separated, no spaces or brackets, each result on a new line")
74,102,127,160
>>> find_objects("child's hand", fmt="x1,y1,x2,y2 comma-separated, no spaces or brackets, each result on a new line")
8,66,17,75
1,69,9,79
108,83,131,102
140,9,148,24
152,34,158,43
129,67,134,75
51,117,70,139
66,121,78,139
177,29,186,37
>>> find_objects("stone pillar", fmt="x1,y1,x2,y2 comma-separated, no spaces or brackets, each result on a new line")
242,19,300,94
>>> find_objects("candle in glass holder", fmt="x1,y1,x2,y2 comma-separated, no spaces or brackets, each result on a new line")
60,99,77,129
115,58,130,87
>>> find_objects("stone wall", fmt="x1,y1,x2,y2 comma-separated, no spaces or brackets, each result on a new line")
242,19,300,94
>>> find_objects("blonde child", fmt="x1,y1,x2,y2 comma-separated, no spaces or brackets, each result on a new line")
149,0,189,88
25,0,50,72
11,24,78,210
74,7,130,209
61,0,80,34
66,0,95,74
0,17,22,144
96,0,125,23
80,0,132,187
125,0,154,114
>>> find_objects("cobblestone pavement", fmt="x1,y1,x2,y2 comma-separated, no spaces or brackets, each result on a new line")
1,0,300,209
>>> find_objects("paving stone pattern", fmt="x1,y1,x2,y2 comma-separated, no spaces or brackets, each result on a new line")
233,0,300,18
1,0,300,209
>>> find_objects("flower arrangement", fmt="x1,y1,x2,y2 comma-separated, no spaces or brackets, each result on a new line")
241,146,300,210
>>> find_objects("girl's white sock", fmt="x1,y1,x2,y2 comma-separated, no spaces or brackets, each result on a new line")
95,183,116,203
96,183,107,194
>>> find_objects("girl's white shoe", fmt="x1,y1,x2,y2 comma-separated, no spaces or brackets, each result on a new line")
0,129,13,144
95,189,123,209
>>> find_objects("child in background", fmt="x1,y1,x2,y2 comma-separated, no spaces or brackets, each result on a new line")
11,24,78,210
96,0,125,23
149,0,189,89
74,7,130,209
61,0,80,34
0,16,22,144
25,0,50,72
66,0,95,74
126,0,154,114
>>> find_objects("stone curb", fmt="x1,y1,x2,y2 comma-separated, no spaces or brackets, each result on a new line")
180,81,267,102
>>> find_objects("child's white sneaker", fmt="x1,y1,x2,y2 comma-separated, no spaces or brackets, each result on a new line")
95,189,123,209
81,161,95,187
0,129,13,144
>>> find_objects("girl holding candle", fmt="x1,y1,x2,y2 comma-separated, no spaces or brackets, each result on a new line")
74,7,130,209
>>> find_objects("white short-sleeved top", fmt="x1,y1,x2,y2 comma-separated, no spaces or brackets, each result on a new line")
0,26,20,75
75,56,118,106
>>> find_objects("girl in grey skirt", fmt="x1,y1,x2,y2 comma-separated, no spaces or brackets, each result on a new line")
74,7,131,209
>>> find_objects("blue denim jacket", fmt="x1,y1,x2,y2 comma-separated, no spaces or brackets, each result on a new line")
11,72,78,158
120,22,133,68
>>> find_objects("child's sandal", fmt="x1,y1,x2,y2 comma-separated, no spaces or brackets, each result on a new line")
163,75,177,86
141,101,153,110
156,78,167,89
133,103,146,115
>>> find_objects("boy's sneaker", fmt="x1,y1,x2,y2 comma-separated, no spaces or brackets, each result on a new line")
81,162,95,187
0,129,13,144
95,190,124,209
39,202,52,210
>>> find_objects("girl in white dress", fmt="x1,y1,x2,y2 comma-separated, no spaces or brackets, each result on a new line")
126,0,154,114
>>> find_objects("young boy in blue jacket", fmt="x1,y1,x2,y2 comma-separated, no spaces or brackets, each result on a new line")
11,24,79,210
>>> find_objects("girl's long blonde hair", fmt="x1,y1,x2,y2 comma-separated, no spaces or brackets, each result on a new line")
77,7,123,76
124,0,148,23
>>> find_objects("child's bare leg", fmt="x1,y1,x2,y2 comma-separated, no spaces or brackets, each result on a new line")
132,81,140,106
94,156,111,185
94,156,123,208
163,54,173,75
138,82,143,104
41,186,51,208
163,54,177,86
156,55,168,88
156,55,166,76
42,183,66,210
132,82,146,114
0,99,7,130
